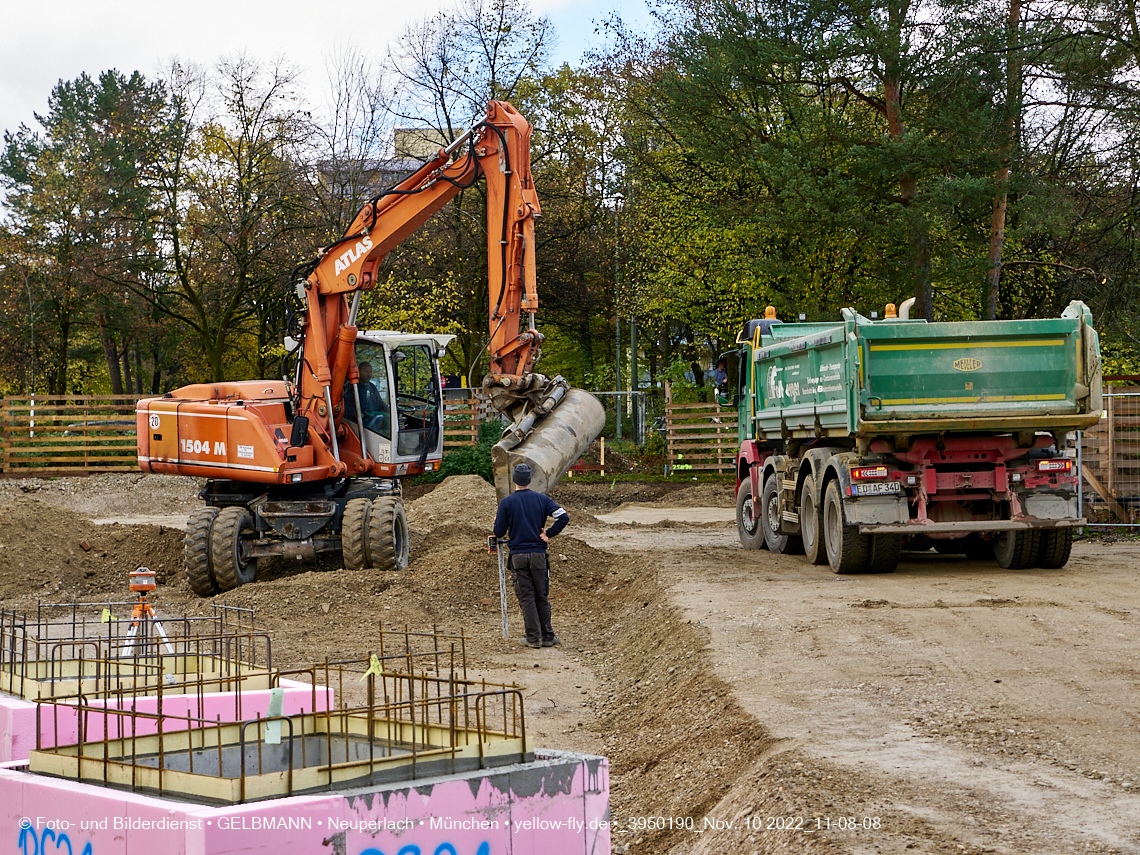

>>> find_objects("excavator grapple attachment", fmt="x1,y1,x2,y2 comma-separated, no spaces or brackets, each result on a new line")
491,388,606,500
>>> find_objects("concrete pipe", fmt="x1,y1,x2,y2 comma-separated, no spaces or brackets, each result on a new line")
491,388,606,500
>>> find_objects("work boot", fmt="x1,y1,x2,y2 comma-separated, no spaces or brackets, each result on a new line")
519,638,541,649
542,635,560,647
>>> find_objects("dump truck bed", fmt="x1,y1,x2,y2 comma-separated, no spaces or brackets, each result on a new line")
747,301,1102,440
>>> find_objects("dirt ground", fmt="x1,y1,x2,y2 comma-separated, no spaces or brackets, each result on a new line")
0,473,1136,855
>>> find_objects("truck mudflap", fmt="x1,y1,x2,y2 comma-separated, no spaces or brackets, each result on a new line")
859,518,1085,534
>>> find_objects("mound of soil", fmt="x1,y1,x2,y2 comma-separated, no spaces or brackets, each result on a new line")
650,481,735,508
553,481,727,514
0,497,183,605
406,474,498,533
0,473,201,518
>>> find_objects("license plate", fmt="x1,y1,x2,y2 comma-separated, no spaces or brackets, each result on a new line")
855,481,902,496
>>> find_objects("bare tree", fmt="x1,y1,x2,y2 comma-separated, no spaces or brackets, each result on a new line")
148,57,318,382
381,0,556,377
309,44,397,235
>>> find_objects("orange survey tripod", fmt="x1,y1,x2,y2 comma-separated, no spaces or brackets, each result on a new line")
121,567,174,657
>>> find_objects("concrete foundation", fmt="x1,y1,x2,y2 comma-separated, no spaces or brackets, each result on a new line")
0,749,610,855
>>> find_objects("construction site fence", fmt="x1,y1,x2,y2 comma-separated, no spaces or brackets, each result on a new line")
1079,387,1140,528
663,400,737,475
0,393,485,476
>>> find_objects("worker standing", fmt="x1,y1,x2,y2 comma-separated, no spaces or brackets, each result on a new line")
493,463,570,648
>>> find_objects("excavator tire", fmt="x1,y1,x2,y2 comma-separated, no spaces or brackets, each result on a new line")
368,497,410,572
341,498,373,571
184,508,220,597
210,506,257,591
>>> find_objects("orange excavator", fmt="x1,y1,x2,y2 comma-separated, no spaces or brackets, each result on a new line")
136,101,605,596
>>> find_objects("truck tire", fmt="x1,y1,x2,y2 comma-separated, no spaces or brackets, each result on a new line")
342,497,373,571
184,508,220,597
800,474,827,565
368,497,410,571
761,475,804,555
866,534,901,573
736,479,767,550
210,506,258,591
993,530,1040,569
823,479,871,574
1036,528,1073,569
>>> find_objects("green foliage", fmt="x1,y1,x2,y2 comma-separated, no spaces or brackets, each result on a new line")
641,430,666,461
663,360,706,405
1101,339,1140,378
428,419,504,484
4,0,1140,401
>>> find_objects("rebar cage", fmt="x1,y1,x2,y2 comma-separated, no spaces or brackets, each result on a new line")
28,627,530,804
0,602,269,700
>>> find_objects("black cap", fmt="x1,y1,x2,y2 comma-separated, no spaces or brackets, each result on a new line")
513,463,532,486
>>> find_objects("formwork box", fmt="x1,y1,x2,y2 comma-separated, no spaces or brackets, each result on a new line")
0,749,609,855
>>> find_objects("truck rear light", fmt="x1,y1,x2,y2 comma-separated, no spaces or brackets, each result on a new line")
851,466,888,480
905,474,918,486
1037,459,1071,473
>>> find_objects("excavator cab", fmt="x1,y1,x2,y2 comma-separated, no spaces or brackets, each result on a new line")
347,332,452,466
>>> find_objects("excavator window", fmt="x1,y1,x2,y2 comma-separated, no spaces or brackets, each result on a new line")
345,343,392,439
394,344,440,457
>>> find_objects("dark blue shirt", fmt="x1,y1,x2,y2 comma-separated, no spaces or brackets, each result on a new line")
493,489,569,554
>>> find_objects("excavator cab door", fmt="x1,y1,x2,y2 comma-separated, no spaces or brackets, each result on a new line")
345,339,396,463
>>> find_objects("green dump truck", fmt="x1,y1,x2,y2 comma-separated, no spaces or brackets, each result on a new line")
732,301,1102,573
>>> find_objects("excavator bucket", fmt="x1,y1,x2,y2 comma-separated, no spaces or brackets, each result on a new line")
491,388,606,500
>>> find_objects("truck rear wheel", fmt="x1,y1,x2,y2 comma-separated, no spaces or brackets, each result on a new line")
761,476,804,555
823,480,871,574
867,534,901,573
184,508,220,597
342,497,373,571
993,530,1040,569
736,479,766,550
210,506,258,590
800,474,827,565
1036,528,1073,569
368,497,410,571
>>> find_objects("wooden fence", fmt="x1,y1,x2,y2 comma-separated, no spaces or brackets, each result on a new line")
442,394,481,448
1,395,143,476
1082,387,1140,522
663,401,737,474
0,393,483,477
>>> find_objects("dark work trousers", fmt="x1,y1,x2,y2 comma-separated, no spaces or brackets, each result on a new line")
510,552,553,643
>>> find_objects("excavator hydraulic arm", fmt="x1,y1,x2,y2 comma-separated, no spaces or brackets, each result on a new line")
298,101,603,497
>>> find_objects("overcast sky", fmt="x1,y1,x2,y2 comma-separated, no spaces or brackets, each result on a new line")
0,0,652,140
